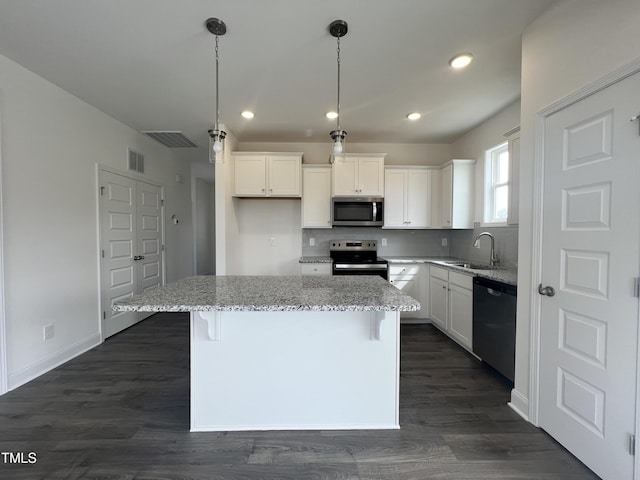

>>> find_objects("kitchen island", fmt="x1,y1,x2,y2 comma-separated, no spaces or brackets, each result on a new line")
113,275,419,432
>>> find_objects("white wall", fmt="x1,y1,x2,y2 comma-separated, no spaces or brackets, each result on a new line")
0,54,193,390
516,0,640,415
447,100,520,269
451,100,520,222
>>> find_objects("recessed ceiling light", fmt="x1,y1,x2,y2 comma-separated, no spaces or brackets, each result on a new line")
241,110,254,119
326,111,338,120
407,112,421,121
449,53,474,69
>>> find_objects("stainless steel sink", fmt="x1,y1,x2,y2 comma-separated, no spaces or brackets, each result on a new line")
439,261,503,270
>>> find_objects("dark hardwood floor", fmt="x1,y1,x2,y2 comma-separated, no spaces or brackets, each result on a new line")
0,313,599,479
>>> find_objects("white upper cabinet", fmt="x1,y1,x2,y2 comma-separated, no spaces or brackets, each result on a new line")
332,154,385,196
302,166,332,228
384,167,432,228
233,153,302,197
439,159,475,229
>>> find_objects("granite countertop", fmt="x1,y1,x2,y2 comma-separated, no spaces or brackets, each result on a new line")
113,275,420,313
299,256,333,263
383,256,518,286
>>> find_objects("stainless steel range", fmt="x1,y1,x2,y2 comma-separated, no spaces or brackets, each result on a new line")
329,239,388,280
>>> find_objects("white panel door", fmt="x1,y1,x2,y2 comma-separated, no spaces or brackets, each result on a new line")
539,72,639,480
100,171,164,339
136,181,162,298
100,171,138,338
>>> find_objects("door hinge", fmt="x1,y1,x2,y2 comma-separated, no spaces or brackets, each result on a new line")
162,244,165,251
101,249,105,258
103,311,106,320
629,434,636,456
634,278,640,297
161,199,164,206
100,186,105,196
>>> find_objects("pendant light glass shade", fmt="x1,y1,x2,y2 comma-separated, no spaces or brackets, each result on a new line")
329,20,348,156
206,17,227,163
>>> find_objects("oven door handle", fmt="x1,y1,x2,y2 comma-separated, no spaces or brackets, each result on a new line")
334,263,388,270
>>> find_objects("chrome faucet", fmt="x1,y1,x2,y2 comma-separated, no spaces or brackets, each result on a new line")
473,232,499,266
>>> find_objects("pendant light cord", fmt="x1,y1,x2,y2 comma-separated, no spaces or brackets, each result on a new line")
215,34,220,131
336,35,341,131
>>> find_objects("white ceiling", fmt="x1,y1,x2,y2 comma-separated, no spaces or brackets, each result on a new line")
0,0,555,162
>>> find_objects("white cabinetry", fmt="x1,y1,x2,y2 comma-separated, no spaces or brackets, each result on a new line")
389,263,429,319
234,153,302,197
440,159,474,229
384,167,432,228
300,263,332,275
505,126,520,225
332,154,385,196
302,166,332,228
429,265,473,350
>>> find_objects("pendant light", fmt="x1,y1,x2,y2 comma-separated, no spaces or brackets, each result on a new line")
329,20,348,155
206,17,227,163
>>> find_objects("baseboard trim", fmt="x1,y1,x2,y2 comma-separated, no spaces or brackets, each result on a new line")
7,333,101,391
508,388,529,422
400,318,432,324
190,423,401,432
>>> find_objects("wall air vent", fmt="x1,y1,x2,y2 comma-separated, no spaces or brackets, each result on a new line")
142,131,198,148
128,149,145,173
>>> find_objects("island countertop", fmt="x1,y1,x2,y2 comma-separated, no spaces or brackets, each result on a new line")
113,275,420,313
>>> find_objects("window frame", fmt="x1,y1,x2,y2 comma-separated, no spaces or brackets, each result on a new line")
483,141,509,225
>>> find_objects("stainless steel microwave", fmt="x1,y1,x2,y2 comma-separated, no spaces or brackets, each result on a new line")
331,197,384,227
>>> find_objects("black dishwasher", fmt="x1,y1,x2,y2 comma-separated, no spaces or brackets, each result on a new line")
473,277,517,382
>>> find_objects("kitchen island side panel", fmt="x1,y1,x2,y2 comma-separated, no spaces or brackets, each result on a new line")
189,310,400,431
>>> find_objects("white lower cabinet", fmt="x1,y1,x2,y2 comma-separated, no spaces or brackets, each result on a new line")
389,263,429,319
300,263,332,275
429,266,473,350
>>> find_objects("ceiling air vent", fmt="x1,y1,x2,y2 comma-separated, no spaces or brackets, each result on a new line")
128,149,145,173
142,131,197,148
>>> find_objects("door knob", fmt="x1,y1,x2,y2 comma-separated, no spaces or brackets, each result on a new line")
538,284,556,297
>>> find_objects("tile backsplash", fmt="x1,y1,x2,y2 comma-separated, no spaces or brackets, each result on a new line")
302,227,451,258
449,224,519,268
302,224,518,269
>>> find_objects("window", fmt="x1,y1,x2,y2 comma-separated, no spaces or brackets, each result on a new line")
484,142,509,224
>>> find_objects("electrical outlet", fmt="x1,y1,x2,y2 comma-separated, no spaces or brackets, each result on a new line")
43,324,54,341
441,237,448,247
381,238,388,247
309,238,315,247
270,237,276,246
